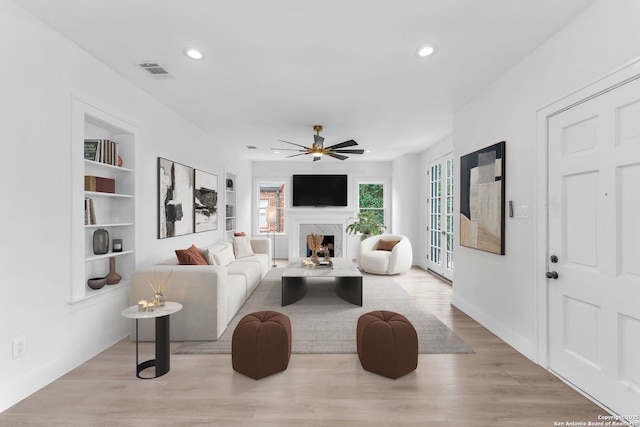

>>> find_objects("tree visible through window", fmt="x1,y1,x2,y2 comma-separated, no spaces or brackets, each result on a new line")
358,183,385,225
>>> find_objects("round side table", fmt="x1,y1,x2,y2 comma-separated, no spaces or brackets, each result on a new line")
121,301,182,379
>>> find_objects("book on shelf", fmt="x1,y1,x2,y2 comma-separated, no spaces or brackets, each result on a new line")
84,197,96,225
84,175,115,193
84,139,119,166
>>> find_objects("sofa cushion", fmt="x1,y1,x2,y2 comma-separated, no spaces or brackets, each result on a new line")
227,261,262,297
175,244,208,265
237,253,270,279
227,274,247,323
233,235,255,259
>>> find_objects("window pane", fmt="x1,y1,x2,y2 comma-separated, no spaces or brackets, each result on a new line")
258,181,285,232
359,184,384,208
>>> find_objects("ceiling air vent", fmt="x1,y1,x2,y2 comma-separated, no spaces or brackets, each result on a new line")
136,62,174,79
246,146,258,150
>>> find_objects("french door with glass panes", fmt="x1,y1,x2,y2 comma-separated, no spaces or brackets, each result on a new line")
427,155,454,280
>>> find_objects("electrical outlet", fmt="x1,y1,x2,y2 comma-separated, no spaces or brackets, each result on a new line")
12,336,26,359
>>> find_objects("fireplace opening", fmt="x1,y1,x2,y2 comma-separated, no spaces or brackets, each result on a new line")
306,235,335,258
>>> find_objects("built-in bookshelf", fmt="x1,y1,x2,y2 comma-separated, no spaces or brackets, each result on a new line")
225,171,236,236
71,97,139,303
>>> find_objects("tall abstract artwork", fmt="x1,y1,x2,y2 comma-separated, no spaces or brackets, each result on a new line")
194,169,218,232
459,141,506,255
158,157,194,238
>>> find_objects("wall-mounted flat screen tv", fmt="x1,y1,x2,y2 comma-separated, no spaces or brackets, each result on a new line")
292,174,348,207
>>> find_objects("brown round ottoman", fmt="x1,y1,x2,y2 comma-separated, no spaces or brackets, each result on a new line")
357,310,418,379
232,311,292,379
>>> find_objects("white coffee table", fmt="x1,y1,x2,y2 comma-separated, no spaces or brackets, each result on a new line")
281,258,363,306
121,301,182,379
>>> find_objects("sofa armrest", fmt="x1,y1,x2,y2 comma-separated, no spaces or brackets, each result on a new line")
130,265,229,341
251,237,272,259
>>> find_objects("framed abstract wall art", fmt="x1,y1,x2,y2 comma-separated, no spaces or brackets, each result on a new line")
158,157,194,238
459,141,506,255
194,169,218,232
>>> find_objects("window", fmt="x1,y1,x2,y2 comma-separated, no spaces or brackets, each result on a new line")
257,181,285,233
357,181,387,227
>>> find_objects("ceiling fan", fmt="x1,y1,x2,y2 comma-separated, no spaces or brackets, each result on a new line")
272,125,365,161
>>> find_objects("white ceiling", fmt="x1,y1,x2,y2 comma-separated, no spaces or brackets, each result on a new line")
15,0,597,162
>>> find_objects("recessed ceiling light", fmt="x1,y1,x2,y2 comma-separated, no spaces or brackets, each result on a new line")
183,48,204,60
417,45,435,57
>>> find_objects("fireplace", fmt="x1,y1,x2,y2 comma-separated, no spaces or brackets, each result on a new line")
306,235,335,257
288,210,355,259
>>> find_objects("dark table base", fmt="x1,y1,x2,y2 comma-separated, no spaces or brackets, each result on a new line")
281,276,363,306
135,315,170,379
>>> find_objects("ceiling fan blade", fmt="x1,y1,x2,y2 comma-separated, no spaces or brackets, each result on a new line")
278,139,310,149
313,134,325,146
328,153,348,161
332,149,365,154
326,139,357,150
313,156,321,162
285,152,310,158
270,148,306,152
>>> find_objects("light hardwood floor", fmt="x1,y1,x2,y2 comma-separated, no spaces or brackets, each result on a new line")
0,265,608,426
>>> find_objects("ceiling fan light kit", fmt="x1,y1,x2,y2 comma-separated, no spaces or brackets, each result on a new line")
271,125,365,161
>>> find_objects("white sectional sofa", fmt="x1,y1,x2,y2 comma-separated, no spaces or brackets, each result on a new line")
129,237,271,341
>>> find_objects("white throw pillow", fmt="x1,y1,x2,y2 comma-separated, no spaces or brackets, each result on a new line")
212,245,235,266
233,235,255,259
204,248,218,265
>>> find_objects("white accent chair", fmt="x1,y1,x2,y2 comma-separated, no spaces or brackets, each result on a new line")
357,234,413,275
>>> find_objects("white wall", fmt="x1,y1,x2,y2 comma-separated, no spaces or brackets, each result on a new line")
451,0,640,359
252,161,394,259
0,0,251,412
391,154,420,264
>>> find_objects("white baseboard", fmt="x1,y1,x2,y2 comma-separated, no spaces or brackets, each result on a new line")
452,293,535,361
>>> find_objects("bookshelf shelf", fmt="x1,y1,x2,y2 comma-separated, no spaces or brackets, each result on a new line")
71,97,139,303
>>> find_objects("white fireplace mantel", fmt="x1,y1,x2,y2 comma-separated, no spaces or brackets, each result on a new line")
287,209,355,259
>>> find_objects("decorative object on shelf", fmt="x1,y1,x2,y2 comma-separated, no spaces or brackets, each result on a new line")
194,169,218,233
158,157,194,239
87,277,106,290
306,233,324,264
143,270,173,307
105,257,122,285
93,228,109,254
117,155,123,167
346,210,386,240
112,238,123,252
226,179,234,190
460,141,506,255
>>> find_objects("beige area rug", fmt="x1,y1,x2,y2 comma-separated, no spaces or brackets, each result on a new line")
174,268,474,355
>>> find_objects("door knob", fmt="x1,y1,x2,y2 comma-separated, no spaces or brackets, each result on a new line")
546,271,559,280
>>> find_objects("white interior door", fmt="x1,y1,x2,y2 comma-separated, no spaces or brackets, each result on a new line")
547,76,640,417
427,155,454,281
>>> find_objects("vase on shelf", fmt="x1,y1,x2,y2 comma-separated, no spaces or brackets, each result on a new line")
105,257,122,285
